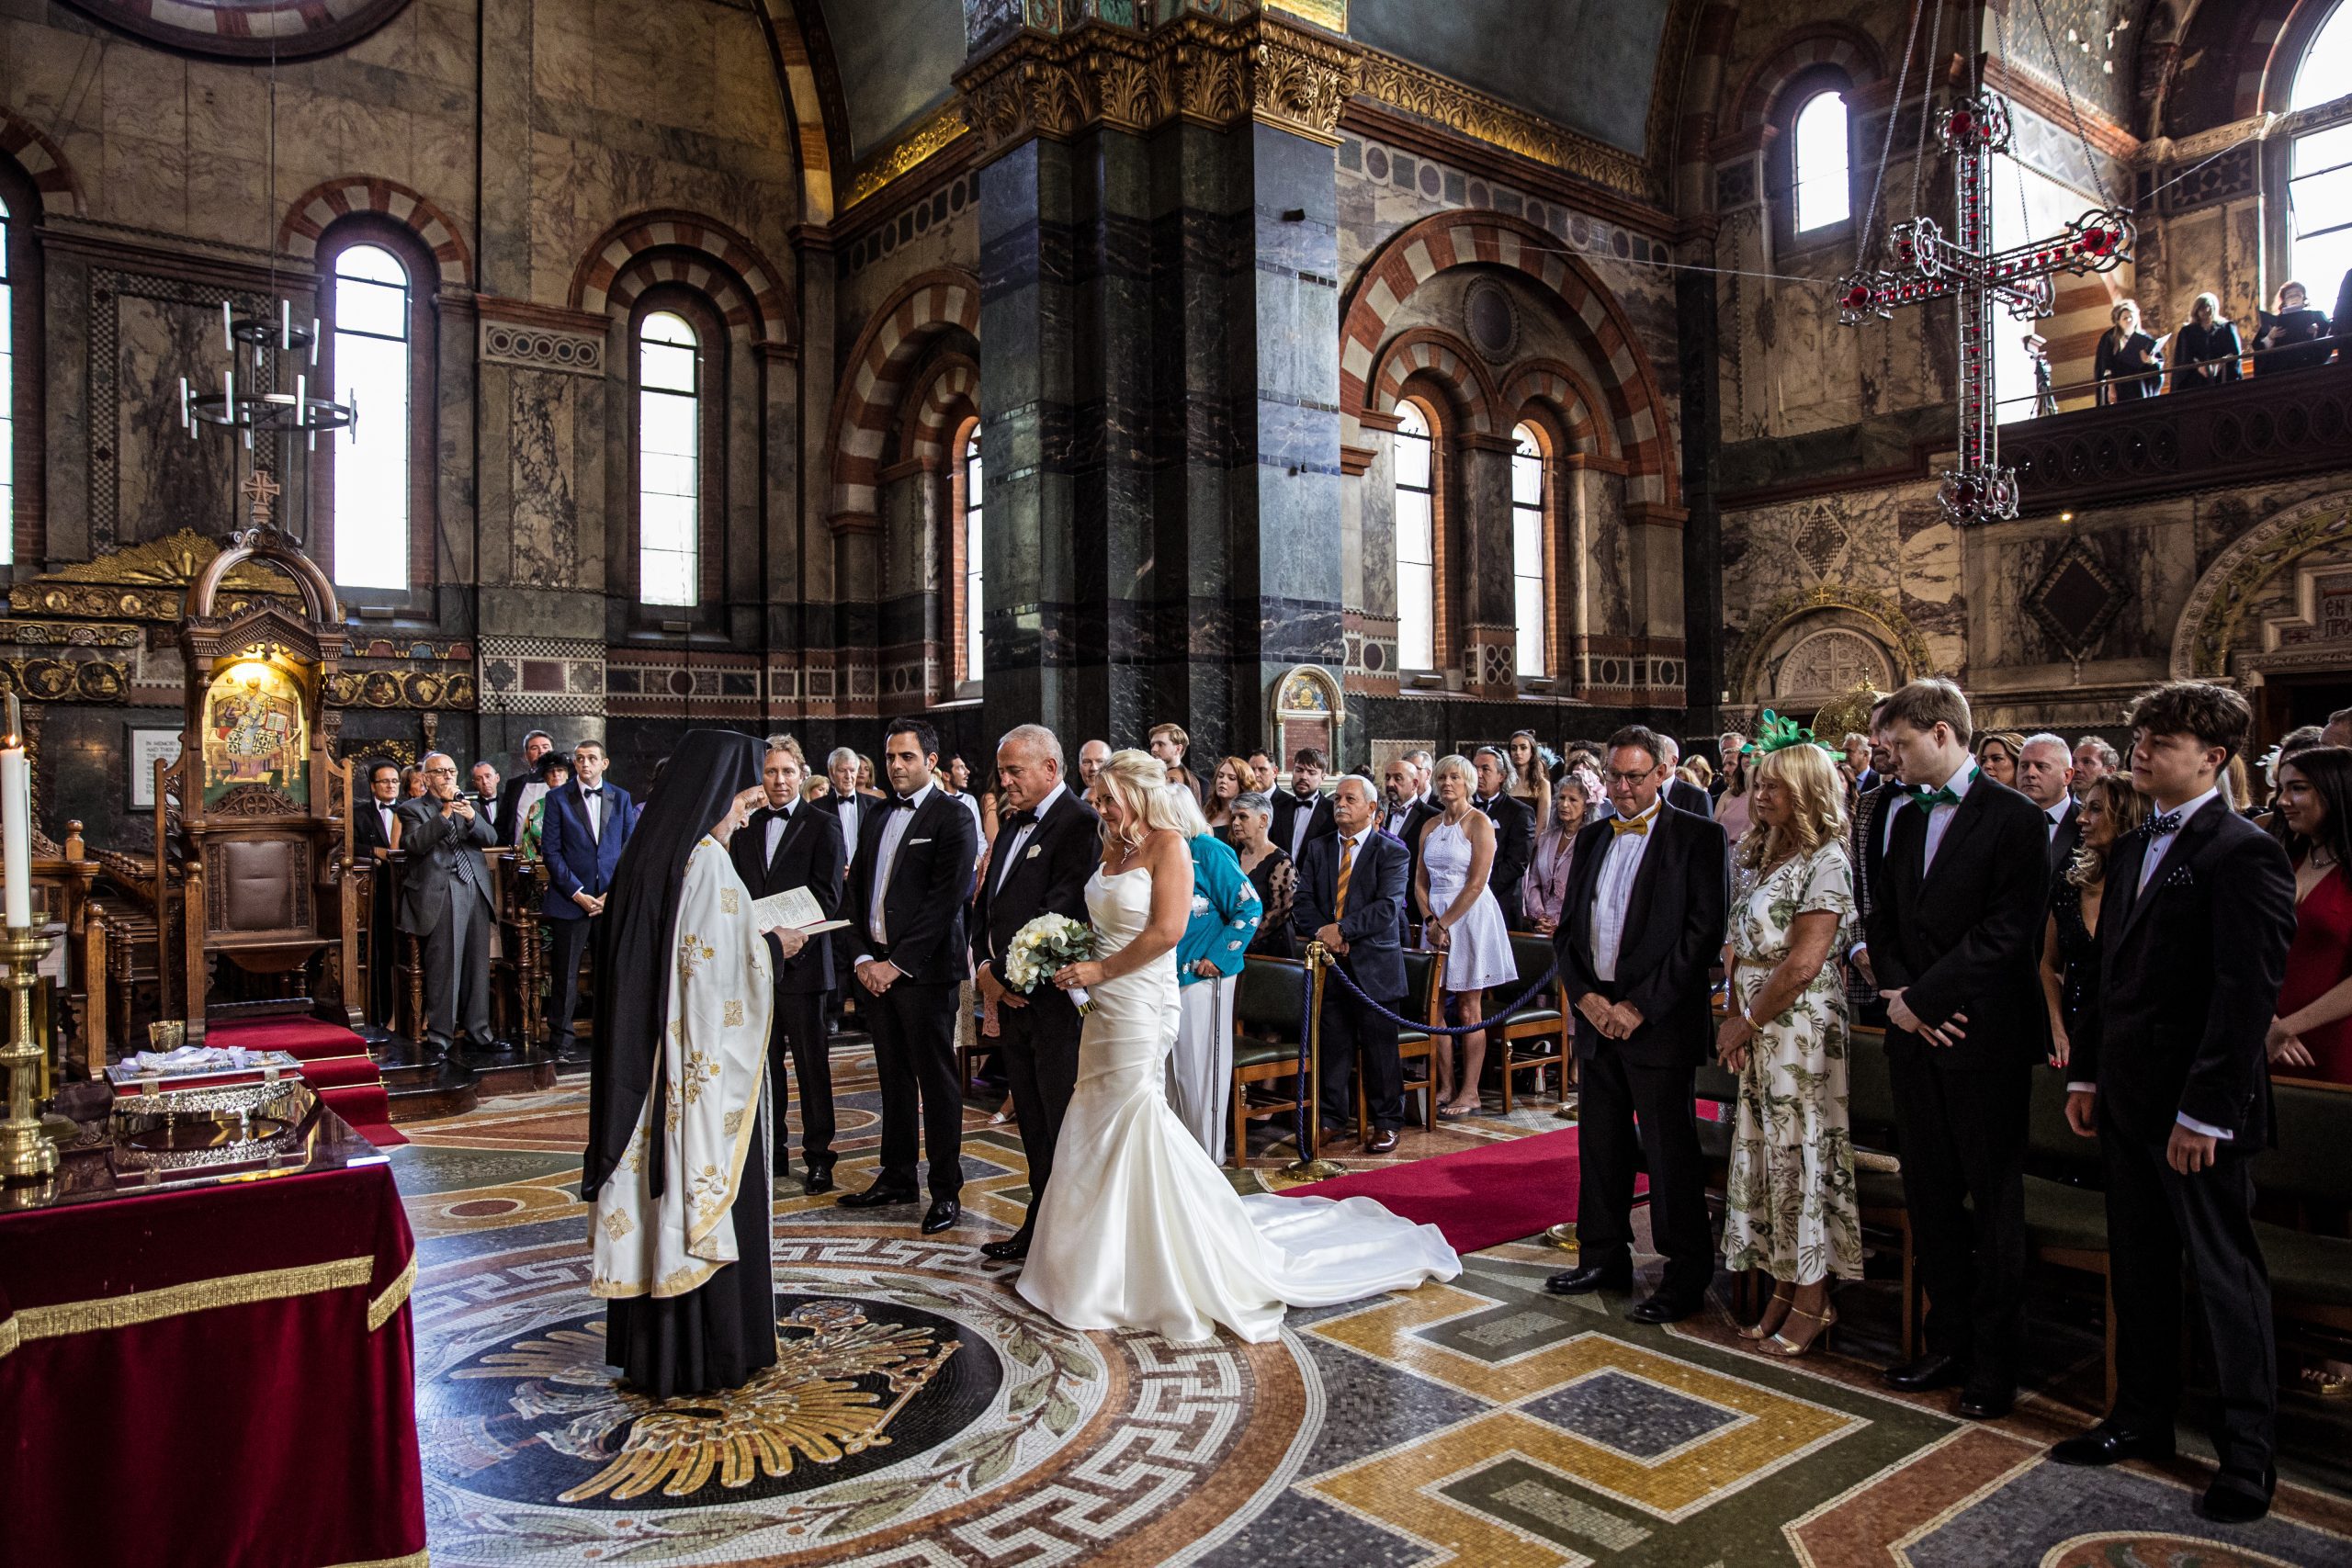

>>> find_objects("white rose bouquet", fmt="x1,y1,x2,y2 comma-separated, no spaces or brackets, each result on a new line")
1002,913,1098,1013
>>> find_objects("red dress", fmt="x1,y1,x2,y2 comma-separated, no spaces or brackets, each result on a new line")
2279,860,2352,1085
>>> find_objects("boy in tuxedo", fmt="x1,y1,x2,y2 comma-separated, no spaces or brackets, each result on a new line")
1865,679,2051,1420
2051,682,2295,1525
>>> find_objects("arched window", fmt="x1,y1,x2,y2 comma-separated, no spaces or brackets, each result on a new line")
327,243,411,590
1394,401,1436,672
1510,423,1547,678
1792,89,1850,232
962,425,984,681
637,310,701,607
2289,4,2352,295
0,192,14,570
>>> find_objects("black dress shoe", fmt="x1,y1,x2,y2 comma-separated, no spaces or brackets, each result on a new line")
2048,1424,2177,1467
1365,1127,1400,1155
2198,1467,2275,1525
979,1233,1031,1262
1883,1352,1970,1393
1955,1383,2014,1420
1627,1291,1703,1325
800,1165,836,1196
921,1198,960,1235
1544,1262,1633,1296
836,1183,918,1209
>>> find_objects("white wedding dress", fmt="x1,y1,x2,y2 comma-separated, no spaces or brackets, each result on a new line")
1017,863,1461,1344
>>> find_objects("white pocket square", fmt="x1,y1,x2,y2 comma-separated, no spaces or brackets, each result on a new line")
909,837,932,845
1026,845,1042,859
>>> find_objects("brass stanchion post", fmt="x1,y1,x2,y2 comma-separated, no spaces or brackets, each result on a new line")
1281,942,1347,1181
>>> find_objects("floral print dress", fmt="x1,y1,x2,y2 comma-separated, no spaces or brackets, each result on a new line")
1719,840,1864,1285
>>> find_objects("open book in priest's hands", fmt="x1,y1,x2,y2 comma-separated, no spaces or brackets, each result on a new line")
751,886,850,935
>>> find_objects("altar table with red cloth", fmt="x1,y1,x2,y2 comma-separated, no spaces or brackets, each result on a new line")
0,1118,425,1568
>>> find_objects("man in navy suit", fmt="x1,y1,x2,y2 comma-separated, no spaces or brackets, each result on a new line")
540,739,639,1054
1293,774,1412,1154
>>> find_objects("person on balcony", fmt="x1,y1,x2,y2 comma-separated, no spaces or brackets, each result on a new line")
2169,292,2243,391
2093,300,2163,404
2256,280,2333,374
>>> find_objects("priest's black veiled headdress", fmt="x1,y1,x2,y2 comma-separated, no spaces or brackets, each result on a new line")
583,728,762,1201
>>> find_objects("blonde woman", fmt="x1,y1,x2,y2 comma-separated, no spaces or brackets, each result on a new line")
1017,750,1458,1343
1417,754,1515,1117
2171,290,2243,390
1507,729,1553,836
1716,738,1861,1358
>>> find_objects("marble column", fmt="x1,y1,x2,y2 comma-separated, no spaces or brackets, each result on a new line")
1455,431,1519,700
1676,263,1724,728
961,7,1360,761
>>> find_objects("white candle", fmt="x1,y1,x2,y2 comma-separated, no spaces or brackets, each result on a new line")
2,706,29,928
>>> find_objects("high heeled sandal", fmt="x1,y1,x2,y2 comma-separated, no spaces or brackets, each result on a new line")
1760,1303,1836,1359
1738,1290,1797,1341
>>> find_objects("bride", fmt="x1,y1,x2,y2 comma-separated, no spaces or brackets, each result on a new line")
1017,749,1460,1344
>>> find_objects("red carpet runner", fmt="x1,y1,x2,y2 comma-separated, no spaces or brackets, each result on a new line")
1283,1126,1586,1255
204,1017,406,1148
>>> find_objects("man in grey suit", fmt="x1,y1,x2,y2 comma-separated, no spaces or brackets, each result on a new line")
398,751,498,1052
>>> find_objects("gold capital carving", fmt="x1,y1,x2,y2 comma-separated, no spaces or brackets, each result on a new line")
954,14,1358,163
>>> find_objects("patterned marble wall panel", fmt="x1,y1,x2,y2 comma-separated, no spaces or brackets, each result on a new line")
603,649,763,722
477,636,605,718
507,372,582,590
93,274,284,547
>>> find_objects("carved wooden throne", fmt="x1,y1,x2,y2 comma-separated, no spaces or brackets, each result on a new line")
164,535,359,1043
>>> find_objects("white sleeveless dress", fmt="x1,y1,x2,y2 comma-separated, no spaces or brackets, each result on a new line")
1017,864,1462,1344
1420,816,1515,990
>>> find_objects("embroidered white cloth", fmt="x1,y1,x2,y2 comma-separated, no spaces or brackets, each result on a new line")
591,837,774,1301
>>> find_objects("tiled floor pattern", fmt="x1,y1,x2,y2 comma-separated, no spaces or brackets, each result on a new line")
392,1048,2352,1566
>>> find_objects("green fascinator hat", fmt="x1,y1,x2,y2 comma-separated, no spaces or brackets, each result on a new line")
1741,710,1834,757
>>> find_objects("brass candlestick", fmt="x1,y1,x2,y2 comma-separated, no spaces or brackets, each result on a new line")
0,924,59,1182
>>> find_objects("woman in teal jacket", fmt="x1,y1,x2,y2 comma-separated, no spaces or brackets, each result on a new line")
1168,785,1260,1160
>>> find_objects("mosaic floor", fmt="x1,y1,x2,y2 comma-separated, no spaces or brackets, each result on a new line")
391,1042,2352,1567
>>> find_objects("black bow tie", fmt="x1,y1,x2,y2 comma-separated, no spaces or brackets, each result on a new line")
758,805,792,821
582,786,604,798
884,794,919,811
1001,807,1039,830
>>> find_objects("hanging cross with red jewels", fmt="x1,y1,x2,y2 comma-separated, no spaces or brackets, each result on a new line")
1838,89,2133,525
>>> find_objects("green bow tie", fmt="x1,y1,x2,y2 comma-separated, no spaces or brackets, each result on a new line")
1908,784,1960,808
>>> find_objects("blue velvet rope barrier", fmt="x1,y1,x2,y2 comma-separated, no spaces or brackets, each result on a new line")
1291,942,1564,1159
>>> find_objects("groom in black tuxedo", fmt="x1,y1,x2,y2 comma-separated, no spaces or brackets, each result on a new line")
1547,726,1727,1324
731,736,846,1192
971,725,1101,1263
2051,682,2295,1524
1866,678,2051,1420
839,719,978,1235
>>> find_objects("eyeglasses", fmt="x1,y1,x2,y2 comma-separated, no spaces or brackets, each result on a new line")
1602,769,1657,786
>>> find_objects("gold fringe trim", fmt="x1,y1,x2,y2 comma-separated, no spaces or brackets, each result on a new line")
321,1551,429,1568
0,1255,375,1360
367,1255,417,1333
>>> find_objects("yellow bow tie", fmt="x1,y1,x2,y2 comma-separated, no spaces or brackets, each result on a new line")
1611,816,1650,838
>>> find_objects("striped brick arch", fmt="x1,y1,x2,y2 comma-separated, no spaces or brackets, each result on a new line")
751,0,838,225
0,112,85,215
1340,211,1679,506
569,212,792,346
1725,22,1884,143
826,269,982,528
1501,361,1611,457
905,355,979,467
1368,329,1499,434
279,176,471,288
